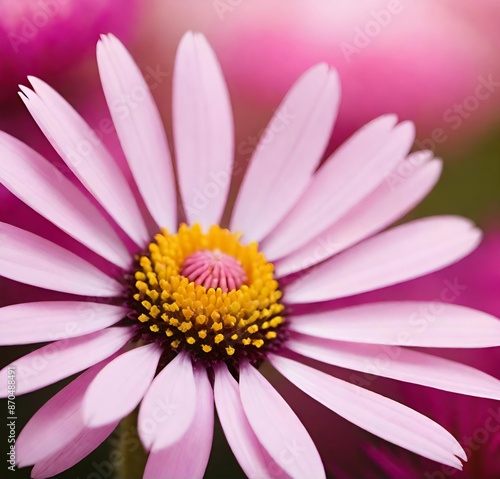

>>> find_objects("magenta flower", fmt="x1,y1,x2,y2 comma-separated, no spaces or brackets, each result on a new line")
0,0,138,102
1,32,500,479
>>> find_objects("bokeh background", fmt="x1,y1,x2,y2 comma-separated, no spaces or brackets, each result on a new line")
0,1,499,478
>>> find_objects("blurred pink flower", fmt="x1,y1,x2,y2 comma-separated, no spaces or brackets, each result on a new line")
0,0,139,103
143,0,500,150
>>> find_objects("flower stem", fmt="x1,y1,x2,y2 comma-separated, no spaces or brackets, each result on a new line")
112,409,148,479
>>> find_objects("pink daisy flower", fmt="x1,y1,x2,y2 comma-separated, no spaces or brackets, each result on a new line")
1,32,500,478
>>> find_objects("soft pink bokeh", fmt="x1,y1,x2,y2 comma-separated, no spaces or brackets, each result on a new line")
0,0,139,103
137,0,500,151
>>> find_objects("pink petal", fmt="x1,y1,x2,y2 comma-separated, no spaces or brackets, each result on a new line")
275,157,441,277
214,364,289,479
16,356,115,467
97,34,177,230
0,327,133,396
262,117,414,260
144,366,214,479
0,301,126,345
285,216,482,303
20,77,149,247
286,334,500,400
0,222,122,296
31,422,118,479
289,302,500,347
239,361,325,479
231,64,340,243
269,354,465,469
83,343,162,427
173,32,234,228
139,351,197,451
0,130,131,268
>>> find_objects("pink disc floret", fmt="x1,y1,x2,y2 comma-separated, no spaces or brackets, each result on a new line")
181,249,247,292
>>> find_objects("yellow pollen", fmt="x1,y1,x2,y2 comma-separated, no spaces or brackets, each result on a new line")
247,325,259,334
252,339,265,348
130,224,285,361
198,330,207,339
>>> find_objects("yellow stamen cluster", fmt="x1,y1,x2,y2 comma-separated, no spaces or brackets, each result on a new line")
131,224,285,362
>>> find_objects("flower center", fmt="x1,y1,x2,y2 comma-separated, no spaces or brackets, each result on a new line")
181,249,247,292
129,224,285,363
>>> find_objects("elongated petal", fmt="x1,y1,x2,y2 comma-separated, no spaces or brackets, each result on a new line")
144,367,214,479
83,343,162,427
263,117,413,260
31,422,118,479
286,334,500,399
0,327,133,396
269,355,465,469
275,157,441,277
231,64,340,242
97,34,176,230
0,131,132,267
139,352,197,451
214,364,289,479
289,302,500,348
0,222,122,296
0,302,126,345
16,356,115,467
285,216,482,303
173,32,234,227
20,81,149,248
239,361,325,479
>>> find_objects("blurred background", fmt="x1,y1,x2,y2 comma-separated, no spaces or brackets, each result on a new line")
0,1,499,478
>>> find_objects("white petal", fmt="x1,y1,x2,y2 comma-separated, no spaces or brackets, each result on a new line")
0,222,122,296
138,352,197,451
83,343,162,427
173,32,234,227
231,64,340,243
0,301,126,345
143,367,214,479
286,334,500,399
97,34,177,230
31,422,118,479
19,78,149,247
269,354,465,469
275,157,441,277
262,117,413,260
285,216,482,303
214,364,289,479
0,130,131,267
16,357,115,467
0,327,133,396
289,302,500,347
239,361,325,479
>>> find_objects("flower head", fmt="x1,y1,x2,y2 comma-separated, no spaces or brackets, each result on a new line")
1,32,500,479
